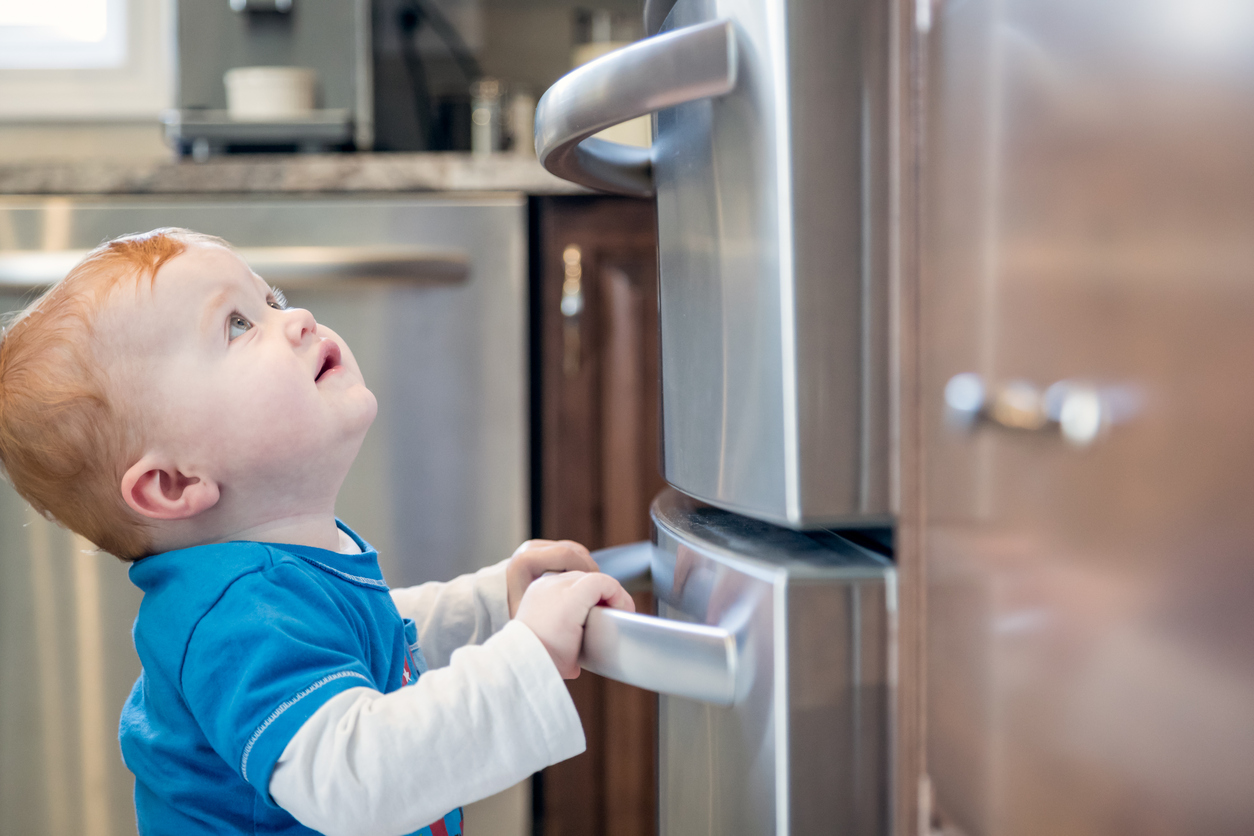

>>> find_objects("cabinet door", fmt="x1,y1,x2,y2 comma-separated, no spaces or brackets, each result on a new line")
534,196,664,836
922,2,1254,834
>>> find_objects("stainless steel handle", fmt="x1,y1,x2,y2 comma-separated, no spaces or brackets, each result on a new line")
533,19,737,197
0,246,469,290
585,540,737,704
944,372,1142,447
580,606,738,705
591,540,652,593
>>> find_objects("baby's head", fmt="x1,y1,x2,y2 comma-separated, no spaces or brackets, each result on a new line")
0,229,376,560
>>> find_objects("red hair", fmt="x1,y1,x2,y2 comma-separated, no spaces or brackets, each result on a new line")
0,228,227,560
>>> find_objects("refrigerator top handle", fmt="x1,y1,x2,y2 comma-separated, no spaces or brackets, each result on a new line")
533,19,736,196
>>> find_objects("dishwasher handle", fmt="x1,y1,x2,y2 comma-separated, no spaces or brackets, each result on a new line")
533,19,737,197
0,245,469,290
579,606,738,705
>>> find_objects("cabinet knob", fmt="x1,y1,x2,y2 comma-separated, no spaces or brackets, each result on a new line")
944,373,1141,447
561,244,584,376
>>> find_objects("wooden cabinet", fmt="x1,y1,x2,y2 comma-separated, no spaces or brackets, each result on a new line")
531,196,664,836
920,3,1254,832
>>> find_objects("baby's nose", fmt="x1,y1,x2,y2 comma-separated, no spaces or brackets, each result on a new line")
283,307,318,343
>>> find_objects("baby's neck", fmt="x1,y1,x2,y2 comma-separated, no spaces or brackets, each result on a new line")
219,512,343,552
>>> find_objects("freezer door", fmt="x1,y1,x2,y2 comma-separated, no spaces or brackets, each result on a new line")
645,489,896,836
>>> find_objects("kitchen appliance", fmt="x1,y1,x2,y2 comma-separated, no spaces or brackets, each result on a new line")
536,0,899,833
0,195,529,835
584,494,895,836
166,0,372,156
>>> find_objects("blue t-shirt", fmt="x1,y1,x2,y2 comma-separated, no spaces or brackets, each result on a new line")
119,521,462,836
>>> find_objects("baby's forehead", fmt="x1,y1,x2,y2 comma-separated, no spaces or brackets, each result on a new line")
93,244,261,342
155,242,261,288
133,244,266,303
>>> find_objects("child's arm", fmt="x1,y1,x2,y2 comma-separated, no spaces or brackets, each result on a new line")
272,622,574,835
388,561,511,669
389,540,597,669
270,571,631,836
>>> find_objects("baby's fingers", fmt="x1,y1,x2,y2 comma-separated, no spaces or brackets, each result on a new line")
545,540,597,573
563,540,596,568
573,573,636,615
518,542,597,576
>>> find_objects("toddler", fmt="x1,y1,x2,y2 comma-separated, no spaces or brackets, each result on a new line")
0,228,633,836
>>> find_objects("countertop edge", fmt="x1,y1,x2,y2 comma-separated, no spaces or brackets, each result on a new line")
0,153,597,197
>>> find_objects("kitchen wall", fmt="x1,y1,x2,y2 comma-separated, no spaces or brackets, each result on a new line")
0,122,169,163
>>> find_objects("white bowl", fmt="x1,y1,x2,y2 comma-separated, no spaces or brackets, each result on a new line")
224,66,317,121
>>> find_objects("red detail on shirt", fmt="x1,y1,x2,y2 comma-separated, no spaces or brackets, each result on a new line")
430,817,450,836
402,657,412,686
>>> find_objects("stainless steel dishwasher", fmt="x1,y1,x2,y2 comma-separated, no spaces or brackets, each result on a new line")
0,195,529,836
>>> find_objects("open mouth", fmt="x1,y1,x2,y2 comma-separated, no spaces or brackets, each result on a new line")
315,341,342,382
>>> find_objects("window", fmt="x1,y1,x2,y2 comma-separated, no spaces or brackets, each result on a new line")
0,0,127,69
0,0,172,119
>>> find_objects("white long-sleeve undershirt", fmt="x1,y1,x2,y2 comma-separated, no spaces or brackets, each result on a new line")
269,560,585,836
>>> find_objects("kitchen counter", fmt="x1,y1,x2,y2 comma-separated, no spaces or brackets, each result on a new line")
0,152,589,196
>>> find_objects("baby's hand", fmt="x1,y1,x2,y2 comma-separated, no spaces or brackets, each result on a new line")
514,571,635,678
505,539,598,617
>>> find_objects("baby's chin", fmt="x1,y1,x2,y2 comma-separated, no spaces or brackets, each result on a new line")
344,385,379,435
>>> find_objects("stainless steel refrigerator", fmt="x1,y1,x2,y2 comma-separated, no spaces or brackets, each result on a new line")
537,0,1254,834
537,0,900,833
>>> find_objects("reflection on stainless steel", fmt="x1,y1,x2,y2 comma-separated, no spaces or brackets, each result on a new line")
579,607,737,705
925,0,1254,831
642,0,678,37
651,489,895,836
590,540,653,593
0,245,469,289
0,196,527,835
652,0,893,528
533,20,736,197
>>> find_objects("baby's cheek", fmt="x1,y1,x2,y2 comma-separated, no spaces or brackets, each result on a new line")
207,376,310,448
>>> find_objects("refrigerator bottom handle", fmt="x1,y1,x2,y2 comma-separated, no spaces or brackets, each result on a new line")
578,606,738,705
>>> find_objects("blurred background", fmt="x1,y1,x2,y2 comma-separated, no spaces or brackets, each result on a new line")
2,1,1254,836
0,0,649,159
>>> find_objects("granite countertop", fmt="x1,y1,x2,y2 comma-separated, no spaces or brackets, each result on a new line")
0,152,589,196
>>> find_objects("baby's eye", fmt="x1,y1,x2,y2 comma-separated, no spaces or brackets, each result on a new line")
268,288,288,310
228,313,252,341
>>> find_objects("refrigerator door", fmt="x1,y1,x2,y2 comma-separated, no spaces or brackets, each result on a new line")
647,488,896,836
534,0,894,528
654,0,895,529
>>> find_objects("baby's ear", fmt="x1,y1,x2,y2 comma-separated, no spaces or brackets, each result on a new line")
121,455,220,521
